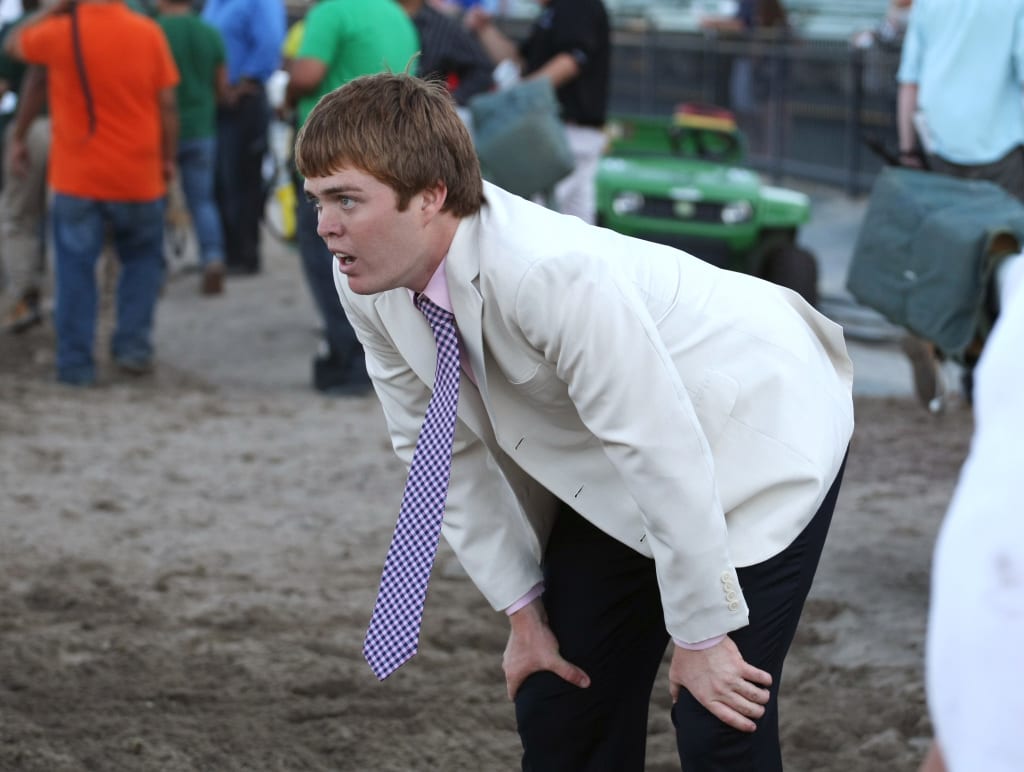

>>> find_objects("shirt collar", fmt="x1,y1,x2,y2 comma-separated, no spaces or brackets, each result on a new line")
408,256,453,314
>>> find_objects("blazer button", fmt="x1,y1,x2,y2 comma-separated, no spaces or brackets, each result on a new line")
725,590,738,602
720,571,731,583
728,601,740,612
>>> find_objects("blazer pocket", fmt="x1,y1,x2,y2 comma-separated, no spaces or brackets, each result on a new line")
690,369,739,450
516,367,567,402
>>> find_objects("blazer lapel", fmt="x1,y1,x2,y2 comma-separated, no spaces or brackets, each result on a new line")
374,291,436,385
446,214,490,400
372,226,493,441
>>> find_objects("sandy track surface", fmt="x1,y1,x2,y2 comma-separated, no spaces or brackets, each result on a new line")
0,243,972,771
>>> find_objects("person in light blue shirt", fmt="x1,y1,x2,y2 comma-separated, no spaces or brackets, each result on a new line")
896,0,1024,200
201,0,286,275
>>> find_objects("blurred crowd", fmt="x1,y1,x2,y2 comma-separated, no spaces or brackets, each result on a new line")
0,0,612,394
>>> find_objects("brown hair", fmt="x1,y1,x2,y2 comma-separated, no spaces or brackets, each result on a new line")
294,73,485,217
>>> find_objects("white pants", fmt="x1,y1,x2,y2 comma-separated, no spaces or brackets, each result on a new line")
551,124,606,225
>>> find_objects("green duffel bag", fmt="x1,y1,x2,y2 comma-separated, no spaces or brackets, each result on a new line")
847,166,1024,360
469,77,575,200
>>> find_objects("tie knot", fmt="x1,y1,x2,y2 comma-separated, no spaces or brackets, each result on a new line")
415,293,455,331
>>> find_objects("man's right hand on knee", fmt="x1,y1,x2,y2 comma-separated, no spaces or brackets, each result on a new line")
503,597,591,700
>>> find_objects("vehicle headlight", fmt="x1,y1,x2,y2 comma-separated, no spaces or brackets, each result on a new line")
720,200,753,224
612,191,645,216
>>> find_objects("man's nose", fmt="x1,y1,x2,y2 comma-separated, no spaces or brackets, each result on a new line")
316,207,338,239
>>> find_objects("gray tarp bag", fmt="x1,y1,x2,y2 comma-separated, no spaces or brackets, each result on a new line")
846,166,1024,360
469,77,575,200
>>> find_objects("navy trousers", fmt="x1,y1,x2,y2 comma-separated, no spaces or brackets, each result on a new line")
515,459,846,772
214,88,268,273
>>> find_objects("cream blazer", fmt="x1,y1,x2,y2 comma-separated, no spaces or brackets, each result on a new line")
336,182,854,644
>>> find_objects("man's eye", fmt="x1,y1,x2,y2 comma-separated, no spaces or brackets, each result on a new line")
340,197,355,209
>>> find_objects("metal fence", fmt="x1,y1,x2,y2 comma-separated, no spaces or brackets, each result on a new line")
502,19,904,195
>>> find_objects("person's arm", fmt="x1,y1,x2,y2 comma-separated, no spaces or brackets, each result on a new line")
897,82,924,167
919,742,948,772
895,4,925,166
463,7,520,67
511,254,771,730
465,8,584,88
503,596,590,700
214,61,228,105
158,84,178,182
5,64,46,178
523,51,578,89
283,3,331,109
335,274,548,614
209,29,229,105
284,56,326,105
699,15,746,33
668,637,771,732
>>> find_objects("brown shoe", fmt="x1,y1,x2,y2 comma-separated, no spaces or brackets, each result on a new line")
900,334,945,414
201,262,225,296
2,294,43,334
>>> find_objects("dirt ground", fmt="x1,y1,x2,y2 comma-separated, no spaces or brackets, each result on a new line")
0,242,974,772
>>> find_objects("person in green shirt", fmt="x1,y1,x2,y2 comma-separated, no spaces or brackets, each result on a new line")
157,0,229,295
282,0,419,395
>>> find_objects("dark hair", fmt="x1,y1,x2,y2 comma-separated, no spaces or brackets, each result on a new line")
757,0,789,30
294,73,485,217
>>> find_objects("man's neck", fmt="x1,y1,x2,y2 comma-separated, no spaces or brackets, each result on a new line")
410,214,462,293
159,3,191,16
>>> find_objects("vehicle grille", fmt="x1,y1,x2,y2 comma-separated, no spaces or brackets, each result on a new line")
629,233,735,269
639,197,725,223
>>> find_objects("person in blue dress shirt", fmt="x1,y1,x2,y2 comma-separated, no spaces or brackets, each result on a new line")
201,0,285,276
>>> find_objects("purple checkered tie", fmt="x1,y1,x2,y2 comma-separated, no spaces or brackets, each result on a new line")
363,293,461,680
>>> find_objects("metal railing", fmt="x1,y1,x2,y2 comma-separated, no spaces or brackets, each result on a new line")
502,18,903,195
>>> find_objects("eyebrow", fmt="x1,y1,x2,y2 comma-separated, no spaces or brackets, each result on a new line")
305,184,363,201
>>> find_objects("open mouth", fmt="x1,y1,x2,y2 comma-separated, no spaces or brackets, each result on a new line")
335,253,355,266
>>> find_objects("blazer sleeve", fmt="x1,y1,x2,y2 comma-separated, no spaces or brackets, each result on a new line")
338,291,546,613
512,254,748,643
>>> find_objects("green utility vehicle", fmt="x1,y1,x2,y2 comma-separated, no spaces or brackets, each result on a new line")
596,105,819,305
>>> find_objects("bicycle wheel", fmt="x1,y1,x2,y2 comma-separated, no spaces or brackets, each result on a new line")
262,119,297,243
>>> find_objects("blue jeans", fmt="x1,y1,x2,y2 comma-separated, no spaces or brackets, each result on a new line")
51,194,165,384
178,136,225,267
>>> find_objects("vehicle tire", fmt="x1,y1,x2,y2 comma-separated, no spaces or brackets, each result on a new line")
761,244,819,307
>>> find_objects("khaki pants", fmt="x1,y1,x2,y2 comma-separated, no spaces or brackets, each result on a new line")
0,116,50,311
928,145,1024,203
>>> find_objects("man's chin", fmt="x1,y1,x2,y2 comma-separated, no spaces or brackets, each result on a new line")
346,276,378,296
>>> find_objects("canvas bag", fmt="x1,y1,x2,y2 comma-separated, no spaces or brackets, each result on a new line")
847,167,1024,360
469,77,575,199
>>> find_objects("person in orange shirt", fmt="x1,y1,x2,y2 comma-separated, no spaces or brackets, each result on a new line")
4,0,179,386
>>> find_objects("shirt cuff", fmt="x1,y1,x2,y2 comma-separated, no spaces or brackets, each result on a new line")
673,634,726,651
504,582,545,615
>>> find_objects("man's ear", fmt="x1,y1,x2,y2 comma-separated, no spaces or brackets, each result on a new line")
419,180,449,219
